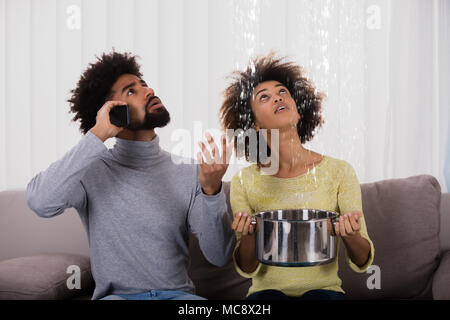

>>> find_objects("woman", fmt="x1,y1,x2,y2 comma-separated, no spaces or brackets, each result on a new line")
219,54,374,300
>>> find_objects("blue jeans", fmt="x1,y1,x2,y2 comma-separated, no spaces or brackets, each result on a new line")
100,290,207,300
246,289,346,300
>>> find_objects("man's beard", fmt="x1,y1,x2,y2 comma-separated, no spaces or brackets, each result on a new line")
128,105,171,131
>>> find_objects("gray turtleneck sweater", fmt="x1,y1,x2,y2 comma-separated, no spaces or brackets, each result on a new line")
26,131,235,300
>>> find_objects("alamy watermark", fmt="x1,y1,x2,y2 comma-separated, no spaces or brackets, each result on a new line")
66,265,81,290
170,121,280,175
366,264,381,290
366,5,381,30
66,5,81,30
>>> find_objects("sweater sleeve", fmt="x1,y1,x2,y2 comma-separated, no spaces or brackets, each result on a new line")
187,166,236,267
230,171,262,278
337,161,375,273
26,131,107,218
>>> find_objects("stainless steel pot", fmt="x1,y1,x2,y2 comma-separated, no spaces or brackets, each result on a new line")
251,209,338,267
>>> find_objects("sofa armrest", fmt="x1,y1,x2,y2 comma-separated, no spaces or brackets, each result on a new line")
432,250,450,300
0,254,94,300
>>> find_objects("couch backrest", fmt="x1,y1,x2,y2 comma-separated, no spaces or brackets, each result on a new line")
440,192,450,252
0,174,446,300
0,190,89,261
337,175,442,299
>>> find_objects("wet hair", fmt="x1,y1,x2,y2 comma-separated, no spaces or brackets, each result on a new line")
219,53,325,163
68,51,143,134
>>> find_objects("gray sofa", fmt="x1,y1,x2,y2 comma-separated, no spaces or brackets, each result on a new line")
0,174,449,300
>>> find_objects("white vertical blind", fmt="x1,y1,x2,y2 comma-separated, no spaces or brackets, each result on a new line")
364,0,391,183
441,1,450,191
30,0,57,182
0,0,6,191
5,0,32,190
158,0,185,150
181,0,209,158
55,0,83,157
0,0,449,191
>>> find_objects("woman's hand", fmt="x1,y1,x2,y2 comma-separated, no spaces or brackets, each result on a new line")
231,212,255,236
334,211,362,239
335,210,371,267
233,211,258,273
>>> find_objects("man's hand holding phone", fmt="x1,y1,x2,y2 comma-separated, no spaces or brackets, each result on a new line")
89,101,127,142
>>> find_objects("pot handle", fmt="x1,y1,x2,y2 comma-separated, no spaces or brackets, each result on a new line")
331,218,338,236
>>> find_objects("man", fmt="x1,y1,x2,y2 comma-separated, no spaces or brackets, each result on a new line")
26,51,235,300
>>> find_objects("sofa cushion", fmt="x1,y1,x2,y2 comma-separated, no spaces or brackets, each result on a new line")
338,175,441,299
440,193,450,252
188,235,251,300
432,250,450,299
0,254,94,300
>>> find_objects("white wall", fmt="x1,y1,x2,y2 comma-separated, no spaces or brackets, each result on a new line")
0,0,449,191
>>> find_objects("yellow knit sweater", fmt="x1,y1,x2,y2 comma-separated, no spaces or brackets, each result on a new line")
230,155,375,297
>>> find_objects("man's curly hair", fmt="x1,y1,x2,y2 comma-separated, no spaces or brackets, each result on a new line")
219,53,325,163
68,51,143,134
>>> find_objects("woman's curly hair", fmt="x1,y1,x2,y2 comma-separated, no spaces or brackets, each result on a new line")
219,53,325,163
68,51,143,134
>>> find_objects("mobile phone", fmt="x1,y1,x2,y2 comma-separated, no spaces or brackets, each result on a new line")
109,105,130,127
